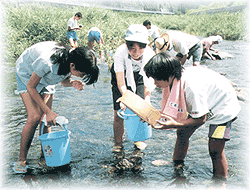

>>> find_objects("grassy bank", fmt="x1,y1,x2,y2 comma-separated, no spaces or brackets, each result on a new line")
2,2,249,65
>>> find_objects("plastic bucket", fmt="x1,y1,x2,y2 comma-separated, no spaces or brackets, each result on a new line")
117,108,152,141
39,123,71,167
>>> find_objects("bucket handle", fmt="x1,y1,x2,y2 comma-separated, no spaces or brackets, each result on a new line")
41,116,69,135
117,109,128,120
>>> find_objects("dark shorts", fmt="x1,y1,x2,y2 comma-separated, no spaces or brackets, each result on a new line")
110,64,144,110
208,117,237,141
176,41,202,62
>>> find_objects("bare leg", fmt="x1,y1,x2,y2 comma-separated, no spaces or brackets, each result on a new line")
88,41,94,50
113,110,124,146
209,138,228,178
96,41,103,58
193,61,200,66
172,126,199,162
19,93,43,162
74,40,78,48
69,38,75,48
19,93,53,162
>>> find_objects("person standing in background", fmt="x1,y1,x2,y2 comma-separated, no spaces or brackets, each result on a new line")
67,12,82,49
143,20,160,54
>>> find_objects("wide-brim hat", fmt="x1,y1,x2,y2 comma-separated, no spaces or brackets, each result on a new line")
125,24,149,44
155,33,170,53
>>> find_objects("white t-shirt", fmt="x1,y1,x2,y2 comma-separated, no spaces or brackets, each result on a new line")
182,66,240,125
114,43,155,92
67,17,78,30
168,30,200,55
148,25,160,40
16,41,70,93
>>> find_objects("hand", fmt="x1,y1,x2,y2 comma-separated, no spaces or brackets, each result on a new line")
154,114,178,130
72,80,85,91
46,111,59,126
116,97,126,111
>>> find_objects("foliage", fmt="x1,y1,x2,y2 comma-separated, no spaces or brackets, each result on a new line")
2,2,248,67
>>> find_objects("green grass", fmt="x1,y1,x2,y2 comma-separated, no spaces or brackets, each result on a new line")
2,2,249,66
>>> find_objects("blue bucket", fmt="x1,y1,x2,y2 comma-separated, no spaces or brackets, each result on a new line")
39,122,71,167
117,108,152,141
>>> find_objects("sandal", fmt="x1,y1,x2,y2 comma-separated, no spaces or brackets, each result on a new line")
112,145,124,153
13,161,28,174
112,145,125,160
134,141,147,150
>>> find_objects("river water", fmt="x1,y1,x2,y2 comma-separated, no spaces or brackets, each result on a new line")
1,39,250,190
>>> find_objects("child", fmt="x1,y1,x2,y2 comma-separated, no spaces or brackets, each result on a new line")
155,31,202,66
201,35,223,60
13,41,99,173
67,12,82,48
110,24,155,172
143,20,160,54
144,52,240,179
88,27,105,60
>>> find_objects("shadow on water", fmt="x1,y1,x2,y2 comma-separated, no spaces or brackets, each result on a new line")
1,40,250,189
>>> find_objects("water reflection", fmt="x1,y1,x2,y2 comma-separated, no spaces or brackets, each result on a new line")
22,164,72,188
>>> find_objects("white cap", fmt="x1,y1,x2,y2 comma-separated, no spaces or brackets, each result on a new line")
125,24,149,44
208,35,223,43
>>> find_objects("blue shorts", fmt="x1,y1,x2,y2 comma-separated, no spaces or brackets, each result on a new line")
15,73,55,95
67,31,78,41
208,117,237,141
88,31,101,42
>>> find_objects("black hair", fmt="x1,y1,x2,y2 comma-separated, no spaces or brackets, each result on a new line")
75,12,82,18
125,40,146,49
144,52,183,81
50,45,99,85
143,20,151,26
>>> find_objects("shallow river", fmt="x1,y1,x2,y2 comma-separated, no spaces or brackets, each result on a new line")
1,39,250,190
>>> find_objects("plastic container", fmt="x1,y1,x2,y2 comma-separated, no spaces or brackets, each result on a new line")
39,116,71,167
119,90,161,127
118,108,152,141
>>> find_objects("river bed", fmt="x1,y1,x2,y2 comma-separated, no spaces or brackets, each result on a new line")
1,39,250,190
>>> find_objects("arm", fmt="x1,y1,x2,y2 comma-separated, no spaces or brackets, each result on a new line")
155,114,206,130
116,72,127,96
180,54,188,65
27,72,59,125
206,50,216,60
210,47,218,53
116,72,127,111
68,26,81,31
144,86,151,103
